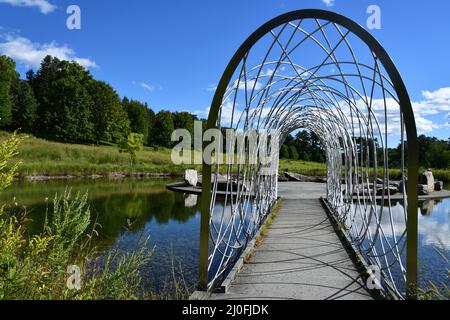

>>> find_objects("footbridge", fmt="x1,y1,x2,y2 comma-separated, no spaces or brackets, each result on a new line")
194,10,419,300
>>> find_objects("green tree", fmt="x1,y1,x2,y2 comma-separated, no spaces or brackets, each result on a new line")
173,112,197,134
10,79,37,133
309,132,325,163
0,56,18,128
119,133,144,166
150,110,174,148
109,104,131,144
295,131,311,161
289,145,299,160
87,80,127,143
122,98,152,144
293,130,326,162
280,144,289,159
31,56,94,143
146,108,155,146
173,111,198,147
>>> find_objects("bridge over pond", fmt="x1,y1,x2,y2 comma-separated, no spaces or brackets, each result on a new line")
209,182,374,300
185,10,421,300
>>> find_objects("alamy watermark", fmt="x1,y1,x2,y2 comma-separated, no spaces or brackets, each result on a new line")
171,121,279,175
66,265,81,290
366,5,382,30
66,5,82,30
366,265,382,290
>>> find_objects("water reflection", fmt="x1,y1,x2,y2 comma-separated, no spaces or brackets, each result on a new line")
419,200,450,249
1,179,447,294
345,198,449,294
349,199,449,249
0,178,202,293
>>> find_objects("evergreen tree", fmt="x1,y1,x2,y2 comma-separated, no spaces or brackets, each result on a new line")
295,130,311,161
31,56,94,142
173,111,198,147
10,79,37,132
151,110,174,147
0,56,18,128
122,97,151,143
109,105,131,144
173,111,197,134
88,80,126,143
146,108,155,146
309,132,325,163
280,144,289,159
289,145,299,160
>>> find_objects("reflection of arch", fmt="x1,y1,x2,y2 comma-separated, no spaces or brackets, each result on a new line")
199,10,418,299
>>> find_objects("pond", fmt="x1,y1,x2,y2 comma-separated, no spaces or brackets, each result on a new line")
416,198,449,293
0,178,448,297
346,198,449,295
0,178,202,295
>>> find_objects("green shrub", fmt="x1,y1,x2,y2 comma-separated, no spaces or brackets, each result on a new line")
0,134,153,300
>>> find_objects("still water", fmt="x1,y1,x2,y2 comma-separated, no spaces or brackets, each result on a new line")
0,178,448,296
0,178,202,294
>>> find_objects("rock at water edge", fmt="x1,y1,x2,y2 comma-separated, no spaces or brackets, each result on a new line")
185,169,198,186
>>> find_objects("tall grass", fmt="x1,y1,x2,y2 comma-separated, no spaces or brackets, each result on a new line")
0,189,154,300
0,134,155,300
3,131,450,183
418,245,449,300
0,131,199,177
279,159,327,176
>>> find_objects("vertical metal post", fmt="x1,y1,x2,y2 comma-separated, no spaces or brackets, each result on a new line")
406,142,419,299
198,161,212,291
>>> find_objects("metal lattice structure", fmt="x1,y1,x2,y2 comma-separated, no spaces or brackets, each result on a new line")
199,10,418,299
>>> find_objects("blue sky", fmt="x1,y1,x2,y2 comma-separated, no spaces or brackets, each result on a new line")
0,0,450,140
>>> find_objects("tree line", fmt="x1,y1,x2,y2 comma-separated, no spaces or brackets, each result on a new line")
2,55,449,169
280,130,450,170
0,55,199,148
280,131,326,163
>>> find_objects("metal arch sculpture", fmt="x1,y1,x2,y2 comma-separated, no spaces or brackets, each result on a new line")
199,10,418,299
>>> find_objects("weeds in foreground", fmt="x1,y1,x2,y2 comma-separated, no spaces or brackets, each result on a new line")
244,252,254,264
0,134,153,300
0,188,153,300
418,245,449,300
145,249,193,300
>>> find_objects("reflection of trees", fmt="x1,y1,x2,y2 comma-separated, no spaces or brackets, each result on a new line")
90,190,199,248
20,184,200,251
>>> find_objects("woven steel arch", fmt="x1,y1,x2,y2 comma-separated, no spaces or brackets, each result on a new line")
199,10,418,299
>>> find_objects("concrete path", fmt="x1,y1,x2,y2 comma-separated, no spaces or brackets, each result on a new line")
211,182,373,300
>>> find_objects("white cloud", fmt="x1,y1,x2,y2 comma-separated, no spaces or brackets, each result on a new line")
0,34,97,69
196,87,450,135
132,81,161,93
205,84,217,92
0,0,56,14
321,0,335,7
414,87,450,130
419,215,450,249
232,78,263,91
422,87,450,102
331,87,450,135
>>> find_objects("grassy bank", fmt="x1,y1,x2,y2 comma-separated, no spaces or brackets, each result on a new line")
2,131,450,183
0,131,198,178
2,131,328,179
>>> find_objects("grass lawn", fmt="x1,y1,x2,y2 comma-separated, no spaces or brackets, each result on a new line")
0,131,199,177
3,131,450,183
